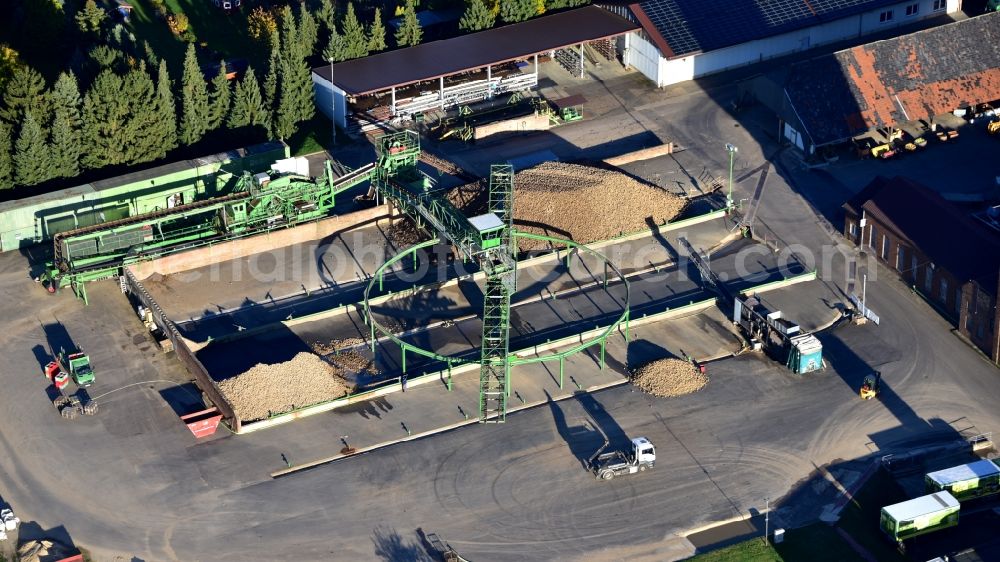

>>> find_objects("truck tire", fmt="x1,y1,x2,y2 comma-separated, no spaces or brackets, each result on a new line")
601,471,614,481
82,402,99,415
639,465,647,472
61,406,79,420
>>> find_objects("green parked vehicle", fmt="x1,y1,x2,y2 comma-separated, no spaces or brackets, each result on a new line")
925,459,1000,502
881,491,960,542
58,347,95,387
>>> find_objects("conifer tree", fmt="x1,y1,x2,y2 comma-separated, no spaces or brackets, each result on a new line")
323,23,346,62
368,7,388,53
341,3,368,60
395,0,423,47
49,72,83,179
179,44,209,146
14,112,54,186
298,8,319,59
0,122,12,187
154,59,179,157
208,61,231,132
123,64,160,164
0,66,47,125
80,70,128,168
460,0,494,32
228,66,267,133
262,32,280,135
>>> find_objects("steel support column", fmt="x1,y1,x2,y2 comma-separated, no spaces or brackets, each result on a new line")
391,86,397,115
486,65,492,99
578,43,584,78
439,76,445,109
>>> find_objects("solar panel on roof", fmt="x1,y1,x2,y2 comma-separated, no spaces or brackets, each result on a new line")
639,0,903,57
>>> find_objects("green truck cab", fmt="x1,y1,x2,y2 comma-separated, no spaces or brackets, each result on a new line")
59,348,95,387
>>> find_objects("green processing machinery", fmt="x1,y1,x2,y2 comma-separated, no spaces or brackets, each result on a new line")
43,160,376,302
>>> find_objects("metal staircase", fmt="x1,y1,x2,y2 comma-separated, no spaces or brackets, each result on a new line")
372,135,519,422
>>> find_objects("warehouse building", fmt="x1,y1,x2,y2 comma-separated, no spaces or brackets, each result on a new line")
601,0,962,87
312,6,637,131
760,11,1000,154
843,176,1000,364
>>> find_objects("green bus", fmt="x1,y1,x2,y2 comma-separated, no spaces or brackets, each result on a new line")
880,491,959,542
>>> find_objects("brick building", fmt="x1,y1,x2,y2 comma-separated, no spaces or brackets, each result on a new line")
843,176,1000,364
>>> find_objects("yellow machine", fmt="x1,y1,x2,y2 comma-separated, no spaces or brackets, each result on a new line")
988,120,1000,136
860,372,881,400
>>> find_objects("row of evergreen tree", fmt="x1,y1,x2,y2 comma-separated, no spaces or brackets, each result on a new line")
0,4,320,189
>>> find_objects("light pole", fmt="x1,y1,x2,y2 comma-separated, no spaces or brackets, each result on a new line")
725,143,738,210
764,497,770,544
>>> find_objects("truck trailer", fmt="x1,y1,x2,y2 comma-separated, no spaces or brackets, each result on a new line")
925,459,1000,502
880,491,960,542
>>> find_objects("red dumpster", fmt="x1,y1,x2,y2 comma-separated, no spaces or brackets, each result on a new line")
181,407,223,438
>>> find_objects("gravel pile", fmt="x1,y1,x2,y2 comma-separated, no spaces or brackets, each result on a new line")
630,357,708,397
311,337,366,355
330,350,379,376
218,353,354,422
384,163,685,252
512,163,685,251
386,217,426,246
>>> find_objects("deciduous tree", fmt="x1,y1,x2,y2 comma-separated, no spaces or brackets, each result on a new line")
501,0,536,23
459,0,494,32
75,0,107,36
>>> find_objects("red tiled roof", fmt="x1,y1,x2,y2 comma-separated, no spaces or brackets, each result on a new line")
787,13,1000,145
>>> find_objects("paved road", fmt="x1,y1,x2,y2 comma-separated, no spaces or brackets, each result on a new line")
2,60,999,561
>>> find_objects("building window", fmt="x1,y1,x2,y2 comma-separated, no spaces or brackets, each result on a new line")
956,288,962,314
940,278,948,302
933,0,946,11
896,246,904,271
849,222,857,239
881,235,889,259
869,226,877,249
911,256,918,282
880,9,894,22
925,265,933,291
906,3,920,16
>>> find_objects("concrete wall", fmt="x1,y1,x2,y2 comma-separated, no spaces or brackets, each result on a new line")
474,112,550,140
652,0,959,86
130,205,390,278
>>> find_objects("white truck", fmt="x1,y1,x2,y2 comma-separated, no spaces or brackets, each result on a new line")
588,436,656,480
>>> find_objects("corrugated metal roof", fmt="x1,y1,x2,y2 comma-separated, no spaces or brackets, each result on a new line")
633,0,899,58
927,460,1000,486
313,6,638,96
882,491,958,521
786,12,1000,145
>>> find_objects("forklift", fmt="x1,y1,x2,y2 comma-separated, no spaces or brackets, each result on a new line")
859,371,882,400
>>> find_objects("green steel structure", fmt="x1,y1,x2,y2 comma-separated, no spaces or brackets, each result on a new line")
0,142,287,252
44,160,377,303
364,133,517,422
363,133,630,423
